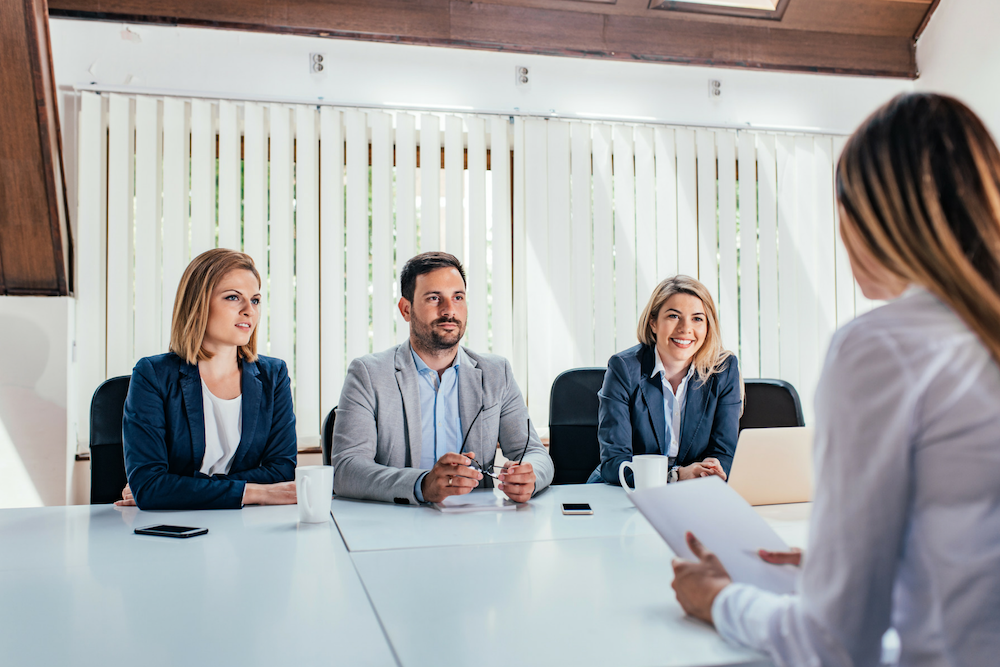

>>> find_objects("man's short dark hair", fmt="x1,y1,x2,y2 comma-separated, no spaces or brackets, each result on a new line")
399,252,467,302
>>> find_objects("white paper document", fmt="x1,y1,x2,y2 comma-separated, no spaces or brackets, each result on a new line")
630,477,798,594
434,489,517,514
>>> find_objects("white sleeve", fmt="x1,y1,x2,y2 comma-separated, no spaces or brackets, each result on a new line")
710,324,917,667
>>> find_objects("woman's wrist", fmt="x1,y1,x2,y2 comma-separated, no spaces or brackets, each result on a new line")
243,483,259,505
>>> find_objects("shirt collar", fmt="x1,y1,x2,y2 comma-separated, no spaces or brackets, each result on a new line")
650,349,696,383
411,346,463,374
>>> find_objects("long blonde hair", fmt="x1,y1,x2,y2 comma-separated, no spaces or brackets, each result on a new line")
637,275,736,387
169,249,261,365
837,93,1000,368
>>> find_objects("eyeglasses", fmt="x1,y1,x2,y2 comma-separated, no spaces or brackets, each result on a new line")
457,407,531,479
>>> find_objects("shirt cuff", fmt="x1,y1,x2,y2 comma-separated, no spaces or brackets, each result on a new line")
240,481,249,507
414,472,430,503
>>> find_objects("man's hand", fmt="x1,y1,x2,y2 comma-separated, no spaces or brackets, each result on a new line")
678,457,727,481
671,532,733,625
421,452,484,503
498,461,535,503
114,484,136,507
759,547,803,566
244,481,297,505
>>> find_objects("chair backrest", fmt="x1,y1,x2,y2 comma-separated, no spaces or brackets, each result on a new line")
548,367,606,485
728,426,814,505
739,379,805,431
89,376,131,504
321,406,337,467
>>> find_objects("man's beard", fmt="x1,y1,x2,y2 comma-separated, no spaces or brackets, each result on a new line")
411,316,465,351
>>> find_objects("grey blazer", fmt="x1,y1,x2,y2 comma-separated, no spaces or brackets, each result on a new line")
331,342,554,505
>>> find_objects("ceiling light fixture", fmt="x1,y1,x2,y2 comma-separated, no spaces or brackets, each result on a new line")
648,0,790,21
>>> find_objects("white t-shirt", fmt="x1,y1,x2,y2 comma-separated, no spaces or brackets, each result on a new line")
199,379,242,476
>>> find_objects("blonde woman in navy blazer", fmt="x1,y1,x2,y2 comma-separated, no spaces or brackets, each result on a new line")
589,275,742,485
118,249,297,510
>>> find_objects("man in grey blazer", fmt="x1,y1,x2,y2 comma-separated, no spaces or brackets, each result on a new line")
332,252,553,505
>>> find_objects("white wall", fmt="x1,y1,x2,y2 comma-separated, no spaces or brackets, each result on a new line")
49,18,911,135
0,297,75,507
917,0,1000,139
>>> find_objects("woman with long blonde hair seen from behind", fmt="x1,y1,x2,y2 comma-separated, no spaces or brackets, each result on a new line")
671,93,1000,665
588,275,741,486
118,248,297,509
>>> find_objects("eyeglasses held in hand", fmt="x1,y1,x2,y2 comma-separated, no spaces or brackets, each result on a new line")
457,409,531,479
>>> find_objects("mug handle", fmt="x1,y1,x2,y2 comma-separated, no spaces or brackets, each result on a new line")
301,476,312,515
619,460,636,494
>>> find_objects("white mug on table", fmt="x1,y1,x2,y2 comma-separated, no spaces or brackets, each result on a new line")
619,455,670,494
295,465,334,523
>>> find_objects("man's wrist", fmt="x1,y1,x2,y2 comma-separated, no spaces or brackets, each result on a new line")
668,466,680,484
414,471,430,503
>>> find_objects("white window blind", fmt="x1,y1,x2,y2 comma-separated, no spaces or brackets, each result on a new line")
74,92,873,452
74,93,511,451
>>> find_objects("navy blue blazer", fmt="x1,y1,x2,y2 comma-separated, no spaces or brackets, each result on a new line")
588,344,741,485
122,352,297,510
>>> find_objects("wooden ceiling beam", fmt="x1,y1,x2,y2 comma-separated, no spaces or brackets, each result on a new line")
0,0,72,296
48,0,923,78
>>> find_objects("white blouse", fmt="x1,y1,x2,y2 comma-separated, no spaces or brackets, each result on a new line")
712,287,1000,666
199,380,242,477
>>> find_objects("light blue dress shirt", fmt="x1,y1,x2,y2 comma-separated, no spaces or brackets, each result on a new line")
650,352,695,458
412,347,464,502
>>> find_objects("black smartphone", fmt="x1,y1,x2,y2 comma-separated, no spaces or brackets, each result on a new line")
134,524,208,538
561,503,593,515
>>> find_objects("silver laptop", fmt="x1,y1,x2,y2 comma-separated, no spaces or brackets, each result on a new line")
728,427,814,506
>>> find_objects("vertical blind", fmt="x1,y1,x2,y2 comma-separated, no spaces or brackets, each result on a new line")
74,92,876,451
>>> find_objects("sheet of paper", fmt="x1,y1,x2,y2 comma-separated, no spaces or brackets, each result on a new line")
630,477,799,595
434,489,517,513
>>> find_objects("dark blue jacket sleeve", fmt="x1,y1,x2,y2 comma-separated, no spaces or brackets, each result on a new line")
703,358,742,476
216,360,297,484
124,358,246,510
595,355,636,485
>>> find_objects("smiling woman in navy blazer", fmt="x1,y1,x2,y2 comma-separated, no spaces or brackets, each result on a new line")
589,275,742,486
118,249,297,510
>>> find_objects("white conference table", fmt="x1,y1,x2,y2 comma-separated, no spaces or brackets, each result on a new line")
331,484,809,667
0,504,396,667
1,485,810,667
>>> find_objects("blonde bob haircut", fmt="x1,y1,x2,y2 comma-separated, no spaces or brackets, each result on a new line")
636,275,736,387
837,93,1000,369
169,248,261,365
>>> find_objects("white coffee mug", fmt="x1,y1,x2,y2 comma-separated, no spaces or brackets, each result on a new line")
296,465,334,523
618,455,670,494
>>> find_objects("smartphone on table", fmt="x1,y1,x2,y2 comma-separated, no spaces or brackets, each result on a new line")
561,503,593,515
134,525,208,538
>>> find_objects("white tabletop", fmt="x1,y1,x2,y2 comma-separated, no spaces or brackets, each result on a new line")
0,504,396,667
353,534,770,667
330,484,658,552
2,486,811,667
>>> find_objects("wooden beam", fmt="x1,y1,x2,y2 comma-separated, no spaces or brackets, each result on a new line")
48,0,918,78
0,0,71,295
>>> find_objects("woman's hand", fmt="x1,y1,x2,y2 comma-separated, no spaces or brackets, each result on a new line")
678,457,727,481
759,547,803,566
244,481,297,506
114,484,136,507
671,532,732,625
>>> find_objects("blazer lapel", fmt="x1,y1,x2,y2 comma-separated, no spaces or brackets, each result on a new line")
179,362,206,470
457,348,484,459
395,343,423,467
638,346,667,456
229,359,262,473
677,374,710,463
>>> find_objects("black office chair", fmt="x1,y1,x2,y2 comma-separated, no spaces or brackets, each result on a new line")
739,379,805,431
321,406,337,467
548,368,606,485
89,376,131,504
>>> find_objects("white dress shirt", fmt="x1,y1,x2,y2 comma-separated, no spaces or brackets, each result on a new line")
712,287,1000,666
199,380,242,476
651,352,695,458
